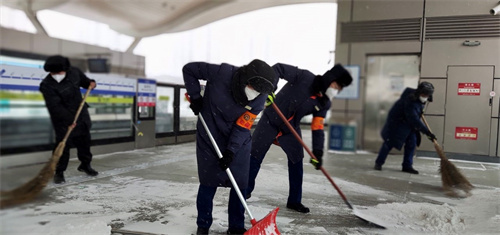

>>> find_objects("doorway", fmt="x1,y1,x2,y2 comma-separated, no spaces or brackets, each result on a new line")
363,55,420,151
444,66,494,155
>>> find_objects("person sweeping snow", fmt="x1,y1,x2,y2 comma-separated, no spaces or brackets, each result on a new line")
40,55,98,184
247,63,353,213
183,59,277,234
374,81,436,174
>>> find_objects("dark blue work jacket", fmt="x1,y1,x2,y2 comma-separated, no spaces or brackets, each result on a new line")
260,63,329,163
381,88,430,150
39,67,94,139
183,62,267,188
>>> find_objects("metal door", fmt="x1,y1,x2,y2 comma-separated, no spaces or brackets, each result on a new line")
444,66,494,155
363,55,420,151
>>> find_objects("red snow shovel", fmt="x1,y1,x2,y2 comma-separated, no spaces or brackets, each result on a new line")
186,94,280,235
270,102,386,229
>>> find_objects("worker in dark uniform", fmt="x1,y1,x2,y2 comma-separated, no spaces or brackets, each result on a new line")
374,81,436,174
183,59,277,235
40,55,98,184
247,63,353,213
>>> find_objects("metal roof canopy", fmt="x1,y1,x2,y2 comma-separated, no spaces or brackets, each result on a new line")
3,0,335,38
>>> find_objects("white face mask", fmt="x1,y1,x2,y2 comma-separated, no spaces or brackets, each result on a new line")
419,96,428,103
325,87,339,100
244,86,260,101
52,73,66,83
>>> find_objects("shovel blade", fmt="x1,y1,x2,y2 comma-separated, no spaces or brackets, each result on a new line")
244,207,280,235
352,208,387,229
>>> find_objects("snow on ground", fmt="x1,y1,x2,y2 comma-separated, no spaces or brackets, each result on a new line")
1,145,499,234
353,188,500,234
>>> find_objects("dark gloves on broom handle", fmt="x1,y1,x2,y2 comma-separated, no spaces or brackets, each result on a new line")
219,149,234,171
310,149,323,170
426,131,437,142
189,97,203,115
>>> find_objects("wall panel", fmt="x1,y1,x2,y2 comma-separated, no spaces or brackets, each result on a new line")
421,39,500,78
352,0,424,21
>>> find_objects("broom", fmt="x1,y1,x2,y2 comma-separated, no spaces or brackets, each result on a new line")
1,86,93,209
420,115,473,194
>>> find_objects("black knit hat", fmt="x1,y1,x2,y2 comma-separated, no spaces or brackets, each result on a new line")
245,59,276,94
416,81,434,96
323,64,352,89
44,55,71,73
312,64,353,94
231,59,277,106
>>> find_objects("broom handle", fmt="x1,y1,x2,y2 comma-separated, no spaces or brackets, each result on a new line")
420,113,450,162
61,86,93,142
270,102,354,209
420,114,439,146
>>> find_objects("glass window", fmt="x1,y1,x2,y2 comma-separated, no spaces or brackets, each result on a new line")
1,62,52,149
87,94,134,140
0,89,53,148
179,88,197,131
155,86,174,133
87,73,137,140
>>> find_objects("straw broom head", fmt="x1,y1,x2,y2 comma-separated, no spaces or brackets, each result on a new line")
434,142,474,193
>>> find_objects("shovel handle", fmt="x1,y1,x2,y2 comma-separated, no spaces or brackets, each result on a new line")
185,93,256,221
270,102,353,209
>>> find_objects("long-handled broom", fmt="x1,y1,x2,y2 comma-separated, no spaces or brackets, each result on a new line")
1,86,93,209
420,115,473,194
270,102,386,229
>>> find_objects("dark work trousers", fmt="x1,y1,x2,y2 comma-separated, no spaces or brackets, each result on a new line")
248,114,304,205
375,132,417,169
55,131,93,173
248,153,304,205
196,184,246,230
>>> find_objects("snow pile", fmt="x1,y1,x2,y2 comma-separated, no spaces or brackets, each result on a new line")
381,202,464,233
359,188,500,234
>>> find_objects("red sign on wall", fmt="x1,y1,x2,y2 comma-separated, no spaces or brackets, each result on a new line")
455,127,478,140
458,83,481,96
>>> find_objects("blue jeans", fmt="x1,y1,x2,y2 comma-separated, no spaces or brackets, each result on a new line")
196,184,245,230
375,132,417,169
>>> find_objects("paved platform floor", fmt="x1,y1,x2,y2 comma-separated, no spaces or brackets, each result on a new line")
1,133,499,234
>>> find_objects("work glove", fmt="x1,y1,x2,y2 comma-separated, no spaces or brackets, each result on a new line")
427,133,437,142
219,149,234,171
189,97,203,115
265,92,276,107
310,149,323,170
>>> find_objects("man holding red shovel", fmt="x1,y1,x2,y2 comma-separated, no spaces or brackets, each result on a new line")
247,63,352,213
183,59,277,234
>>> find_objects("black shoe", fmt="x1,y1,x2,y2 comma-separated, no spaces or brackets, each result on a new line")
78,163,99,176
53,171,66,184
374,163,382,171
402,167,419,174
196,227,209,235
286,202,310,213
245,193,251,199
226,228,246,234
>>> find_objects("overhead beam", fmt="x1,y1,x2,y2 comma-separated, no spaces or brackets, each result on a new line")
126,37,143,54
23,0,48,36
